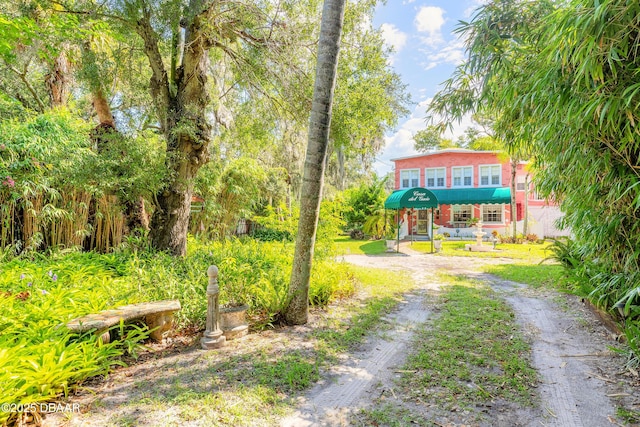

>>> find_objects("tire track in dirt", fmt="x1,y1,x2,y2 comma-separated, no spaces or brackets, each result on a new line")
280,290,431,426
282,248,625,426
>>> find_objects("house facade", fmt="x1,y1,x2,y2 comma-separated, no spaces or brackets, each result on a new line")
391,149,567,238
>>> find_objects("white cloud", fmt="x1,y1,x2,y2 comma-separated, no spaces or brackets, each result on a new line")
421,38,466,71
374,100,477,176
380,23,408,53
414,6,445,36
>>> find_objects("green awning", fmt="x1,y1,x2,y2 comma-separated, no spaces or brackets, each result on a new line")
384,187,439,209
429,187,511,205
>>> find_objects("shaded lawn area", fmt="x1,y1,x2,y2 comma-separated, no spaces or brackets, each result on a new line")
333,236,387,255
333,235,553,262
409,240,552,261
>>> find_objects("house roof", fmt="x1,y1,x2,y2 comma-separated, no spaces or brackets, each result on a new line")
430,187,511,205
390,149,501,162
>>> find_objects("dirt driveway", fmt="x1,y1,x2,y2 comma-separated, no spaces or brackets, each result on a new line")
282,247,639,426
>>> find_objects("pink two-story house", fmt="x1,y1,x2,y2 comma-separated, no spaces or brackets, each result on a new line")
390,149,567,238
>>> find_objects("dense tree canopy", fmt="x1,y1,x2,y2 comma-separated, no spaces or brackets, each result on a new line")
0,0,409,255
428,0,640,336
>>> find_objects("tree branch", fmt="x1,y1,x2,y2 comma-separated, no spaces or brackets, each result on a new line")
135,8,171,132
4,59,46,112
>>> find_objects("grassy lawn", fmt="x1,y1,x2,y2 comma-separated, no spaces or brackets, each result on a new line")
424,240,551,261
482,264,574,290
334,235,553,262
333,235,387,255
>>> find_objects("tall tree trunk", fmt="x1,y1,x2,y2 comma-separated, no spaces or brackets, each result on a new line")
45,49,71,108
138,7,212,256
284,0,346,325
337,144,345,191
91,87,149,234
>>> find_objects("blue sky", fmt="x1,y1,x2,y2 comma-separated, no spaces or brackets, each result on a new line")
372,0,484,175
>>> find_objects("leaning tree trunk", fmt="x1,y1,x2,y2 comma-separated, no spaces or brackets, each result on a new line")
284,0,346,325
138,8,212,256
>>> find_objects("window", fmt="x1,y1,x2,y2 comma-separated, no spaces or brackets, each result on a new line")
452,205,472,223
516,175,526,191
479,165,501,186
425,167,446,188
482,205,503,223
452,166,473,187
400,169,419,189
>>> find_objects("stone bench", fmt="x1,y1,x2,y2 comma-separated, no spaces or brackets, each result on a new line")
66,300,181,343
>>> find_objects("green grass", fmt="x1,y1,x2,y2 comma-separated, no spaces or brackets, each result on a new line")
412,240,553,261
333,235,387,255
404,275,537,407
74,264,416,427
483,263,575,290
313,265,415,353
333,236,553,261
356,274,538,425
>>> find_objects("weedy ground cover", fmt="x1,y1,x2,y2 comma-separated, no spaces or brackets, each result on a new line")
0,236,357,424
72,263,416,427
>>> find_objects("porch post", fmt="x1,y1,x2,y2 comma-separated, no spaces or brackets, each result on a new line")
430,207,434,254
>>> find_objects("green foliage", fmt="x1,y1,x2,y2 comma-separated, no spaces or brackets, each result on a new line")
342,177,388,231
362,207,396,240
543,238,582,269
309,261,356,306
0,110,163,252
0,234,359,416
413,125,456,152
251,205,297,242
428,0,640,364
191,158,289,239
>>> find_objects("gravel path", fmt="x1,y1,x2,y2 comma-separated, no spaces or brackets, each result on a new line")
282,245,635,426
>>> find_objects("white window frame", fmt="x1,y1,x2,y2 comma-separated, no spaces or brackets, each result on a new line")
400,169,420,189
425,167,446,188
452,166,473,187
479,164,502,187
516,175,526,191
452,204,473,223
481,204,504,224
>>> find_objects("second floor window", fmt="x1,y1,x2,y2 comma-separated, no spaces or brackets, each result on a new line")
479,165,501,186
400,169,419,188
425,168,445,188
452,166,473,187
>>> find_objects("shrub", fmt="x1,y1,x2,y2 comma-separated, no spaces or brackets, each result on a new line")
543,238,581,269
0,234,357,415
349,229,365,240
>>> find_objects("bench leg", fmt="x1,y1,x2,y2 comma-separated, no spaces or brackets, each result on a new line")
97,329,111,344
146,312,173,341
